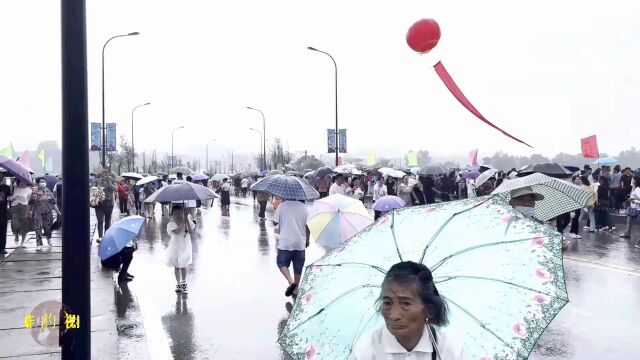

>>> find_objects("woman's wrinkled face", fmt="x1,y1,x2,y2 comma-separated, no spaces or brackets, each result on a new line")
380,282,428,341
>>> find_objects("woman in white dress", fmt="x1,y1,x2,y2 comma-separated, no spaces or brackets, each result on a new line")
351,261,467,360
166,205,193,294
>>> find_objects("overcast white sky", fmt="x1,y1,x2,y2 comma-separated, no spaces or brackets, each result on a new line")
1,0,639,162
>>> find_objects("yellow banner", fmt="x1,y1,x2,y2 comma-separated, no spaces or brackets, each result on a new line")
0,144,13,158
406,151,418,167
366,152,375,166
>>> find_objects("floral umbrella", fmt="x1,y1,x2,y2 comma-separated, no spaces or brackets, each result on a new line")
279,196,568,360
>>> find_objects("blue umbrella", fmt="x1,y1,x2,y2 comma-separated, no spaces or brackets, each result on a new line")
592,157,617,167
144,181,218,203
250,174,320,200
98,216,145,260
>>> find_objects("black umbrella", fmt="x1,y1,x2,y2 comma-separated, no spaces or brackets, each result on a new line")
418,165,446,176
517,162,573,179
314,166,334,178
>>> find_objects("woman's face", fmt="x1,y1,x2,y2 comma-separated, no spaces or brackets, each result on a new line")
380,282,428,341
573,177,582,186
403,176,409,184
173,209,184,223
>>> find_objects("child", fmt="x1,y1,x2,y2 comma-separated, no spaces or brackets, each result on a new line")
166,205,193,293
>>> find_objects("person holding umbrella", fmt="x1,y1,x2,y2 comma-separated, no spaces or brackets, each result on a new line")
167,205,194,293
95,168,117,242
0,173,10,254
219,178,231,215
98,216,144,282
30,177,61,251
8,179,33,248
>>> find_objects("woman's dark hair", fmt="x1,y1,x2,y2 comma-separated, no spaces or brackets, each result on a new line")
36,177,46,184
598,176,609,186
614,165,621,172
580,175,591,186
378,261,449,326
592,168,601,178
171,204,183,213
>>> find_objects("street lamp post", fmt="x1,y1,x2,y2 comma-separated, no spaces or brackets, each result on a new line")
249,127,263,172
246,107,266,171
307,46,339,166
101,31,140,168
131,102,150,172
171,126,184,168
205,139,216,174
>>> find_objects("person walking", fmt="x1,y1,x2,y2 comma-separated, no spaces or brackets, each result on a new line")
142,182,156,219
610,165,623,212
256,191,269,220
8,179,33,248
117,179,130,217
0,173,11,255
272,199,310,297
166,205,193,293
397,176,412,206
241,177,249,197
95,168,116,242
329,174,346,195
315,175,329,198
420,175,439,205
384,176,397,196
132,182,142,215
621,175,640,244
568,176,583,240
595,175,615,232
30,178,61,251
219,178,231,215
579,175,597,233
372,178,388,202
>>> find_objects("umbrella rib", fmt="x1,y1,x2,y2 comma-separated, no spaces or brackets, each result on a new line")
436,275,563,300
280,284,381,336
390,212,403,262
345,302,381,359
311,263,388,274
430,236,537,272
419,198,492,263
442,296,527,359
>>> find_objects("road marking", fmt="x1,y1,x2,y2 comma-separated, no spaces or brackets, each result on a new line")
564,256,640,276
133,285,173,360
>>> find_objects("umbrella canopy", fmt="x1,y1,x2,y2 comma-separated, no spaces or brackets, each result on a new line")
170,167,193,175
210,174,230,182
137,175,159,186
517,162,573,179
463,171,481,180
492,173,592,221
191,174,208,181
475,168,498,187
121,172,143,180
98,216,145,260
418,165,446,176
279,197,568,360
478,164,495,173
307,194,373,250
286,171,303,177
250,174,319,201
314,166,334,178
0,155,33,184
409,166,420,176
303,171,315,179
561,164,580,173
371,195,405,212
144,181,218,203
592,157,617,167
44,175,60,191
268,170,284,176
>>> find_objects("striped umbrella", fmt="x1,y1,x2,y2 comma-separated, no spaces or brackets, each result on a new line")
250,174,319,201
491,173,592,221
307,194,373,249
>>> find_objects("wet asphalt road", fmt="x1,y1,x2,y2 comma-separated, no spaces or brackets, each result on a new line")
114,197,640,360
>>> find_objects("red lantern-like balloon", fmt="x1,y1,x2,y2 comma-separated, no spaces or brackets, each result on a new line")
406,18,441,54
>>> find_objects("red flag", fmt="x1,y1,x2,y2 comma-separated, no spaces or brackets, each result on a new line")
581,135,599,158
469,149,478,167
434,61,532,148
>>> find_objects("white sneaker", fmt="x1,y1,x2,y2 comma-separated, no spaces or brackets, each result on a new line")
611,227,616,231
36,245,43,251
569,233,578,239
583,226,589,230
47,239,53,246
180,281,188,294
175,284,182,293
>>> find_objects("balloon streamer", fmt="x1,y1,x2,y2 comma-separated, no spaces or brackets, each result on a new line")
434,61,532,148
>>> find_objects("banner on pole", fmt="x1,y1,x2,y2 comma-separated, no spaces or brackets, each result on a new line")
469,149,478,167
580,135,599,159
338,129,347,153
367,152,375,166
38,150,45,167
406,151,418,167
106,123,117,152
0,143,14,158
327,129,336,153
45,157,53,173
90,123,101,151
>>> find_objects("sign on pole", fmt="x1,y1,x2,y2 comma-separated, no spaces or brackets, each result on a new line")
106,123,117,152
580,135,599,158
338,129,347,153
90,123,101,151
327,129,336,153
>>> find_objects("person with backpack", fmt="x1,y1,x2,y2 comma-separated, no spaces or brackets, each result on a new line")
94,168,116,243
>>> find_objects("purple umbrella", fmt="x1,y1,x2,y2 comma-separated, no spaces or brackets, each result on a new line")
0,155,33,184
463,171,481,180
372,195,405,212
191,174,208,181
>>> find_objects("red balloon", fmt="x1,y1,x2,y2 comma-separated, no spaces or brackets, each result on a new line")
406,19,441,54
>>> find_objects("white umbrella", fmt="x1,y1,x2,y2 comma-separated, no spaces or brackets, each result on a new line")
121,172,143,180
475,168,498,187
137,175,159,186
211,174,230,182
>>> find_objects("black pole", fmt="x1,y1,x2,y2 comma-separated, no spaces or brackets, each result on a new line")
61,1,90,358
131,107,135,172
261,112,266,171
333,56,338,166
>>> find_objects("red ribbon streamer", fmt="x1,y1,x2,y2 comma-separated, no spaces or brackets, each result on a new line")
434,61,532,148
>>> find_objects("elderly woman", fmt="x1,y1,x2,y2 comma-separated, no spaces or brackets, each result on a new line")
351,261,466,360
9,179,33,247
30,177,61,251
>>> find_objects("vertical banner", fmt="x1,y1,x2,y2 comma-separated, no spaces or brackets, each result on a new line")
338,129,347,153
106,123,117,152
367,152,375,166
580,135,599,158
45,157,53,173
406,151,418,167
90,123,101,151
38,150,45,167
0,143,14,158
469,149,479,167
327,129,336,153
